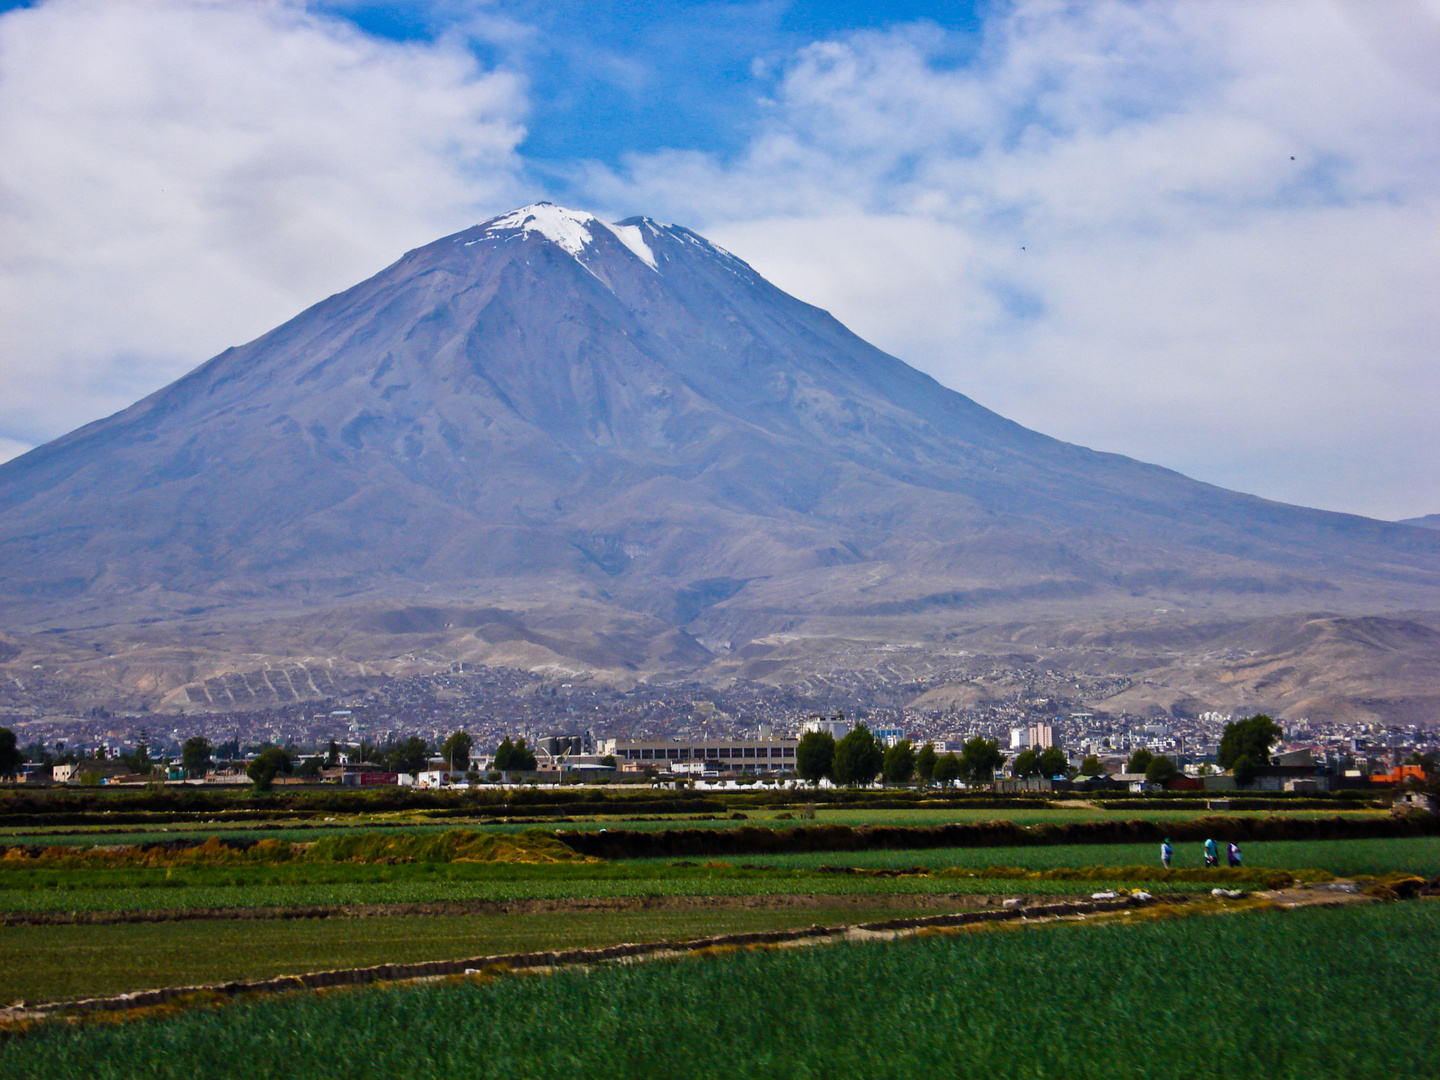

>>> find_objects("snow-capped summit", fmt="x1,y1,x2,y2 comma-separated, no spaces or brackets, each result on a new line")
476,202,658,270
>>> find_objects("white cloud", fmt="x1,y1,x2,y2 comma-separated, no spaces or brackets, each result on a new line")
0,0,527,443
588,1,1440,519
3,0,1435,522
0,437,33,465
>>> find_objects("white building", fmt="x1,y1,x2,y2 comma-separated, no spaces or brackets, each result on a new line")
800,713,850,739
598,737,798,773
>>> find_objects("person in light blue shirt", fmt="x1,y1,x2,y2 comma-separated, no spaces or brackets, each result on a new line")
1204,837,1219,867
1160,838,1173,869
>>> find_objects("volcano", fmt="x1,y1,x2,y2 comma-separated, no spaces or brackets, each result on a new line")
1,203,1437,671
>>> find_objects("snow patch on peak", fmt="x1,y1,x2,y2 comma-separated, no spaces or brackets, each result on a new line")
604,222,657,269
474,203,659,272
484,203,597,257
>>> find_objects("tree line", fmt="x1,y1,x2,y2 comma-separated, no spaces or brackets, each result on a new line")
789,714,1303,789
794,724,1008,787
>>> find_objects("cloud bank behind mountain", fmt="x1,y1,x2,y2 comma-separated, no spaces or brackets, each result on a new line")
0,0,1436,520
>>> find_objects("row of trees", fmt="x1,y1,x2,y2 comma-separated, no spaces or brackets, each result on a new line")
794,725,1009,787
789,715,1287,789
5,713,1387,792
175,730,498,783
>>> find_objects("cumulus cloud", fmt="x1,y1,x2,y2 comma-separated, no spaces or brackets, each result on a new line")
0,0,527,447
586,1,1440,519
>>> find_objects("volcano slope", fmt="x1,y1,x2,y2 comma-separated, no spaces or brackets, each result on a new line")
0,204,1436,711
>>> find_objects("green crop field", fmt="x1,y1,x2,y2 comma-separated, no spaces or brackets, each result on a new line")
4,901,1436,1079
726,835,1440,877
792,805,1388,827
1,835,1432,915
0,901,956,1005
0,867,1186,915
0,803,1388,848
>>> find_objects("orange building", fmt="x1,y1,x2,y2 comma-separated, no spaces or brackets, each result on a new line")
1371,764,1427,784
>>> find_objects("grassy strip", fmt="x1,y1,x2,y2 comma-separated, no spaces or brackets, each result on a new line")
1,837,1434,914
559,813,1440,858
0,806,1393,849
0,874,1190,916
0,789,1386,831
4,901,1437,1077
0,901,962,1006
732,835,1440,876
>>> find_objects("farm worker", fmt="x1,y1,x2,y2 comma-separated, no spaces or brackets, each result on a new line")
1227,842,1241,868
1204,837,1219,867
1160,838,1173,869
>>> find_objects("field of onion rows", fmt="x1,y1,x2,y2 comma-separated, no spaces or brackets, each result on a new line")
4,901,1437,1080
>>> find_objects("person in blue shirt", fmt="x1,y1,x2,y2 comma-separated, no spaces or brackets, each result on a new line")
1160,837,1173,869
1204,837,1219,867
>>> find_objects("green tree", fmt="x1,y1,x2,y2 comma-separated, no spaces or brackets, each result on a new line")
121,743,154,775
494,737,536,774
1145,755,1181,785
933,752,962,785
1038,746,1068,778
296,756,325,778
1012,748,1043,779
0,728,22,780
440,731,473,772
247,747,293,792
832,724,884,787
1217,714,1283,785
387,736,429,775
795,731,836,786
958,737,1005,785
882,739,916,784
181,737,212,779
1127,747,1154,774
600,754,617,769
915,742,937,783
1079,754,1103,777
21,741,52,767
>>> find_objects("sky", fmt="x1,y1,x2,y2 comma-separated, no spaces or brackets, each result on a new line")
0,0,1436,520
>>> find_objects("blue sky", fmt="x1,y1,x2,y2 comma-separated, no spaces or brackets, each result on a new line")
0,0,1437,519
335,2,989,161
